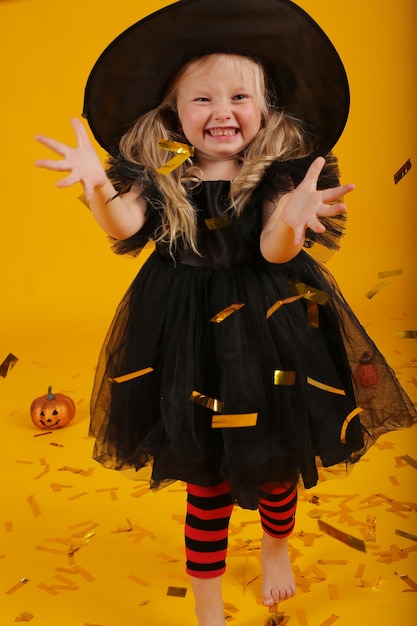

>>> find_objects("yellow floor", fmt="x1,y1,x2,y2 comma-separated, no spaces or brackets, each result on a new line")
1,328,416,626
1,0,416,624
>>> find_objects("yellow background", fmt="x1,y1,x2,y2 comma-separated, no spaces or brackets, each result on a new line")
1,1,416,625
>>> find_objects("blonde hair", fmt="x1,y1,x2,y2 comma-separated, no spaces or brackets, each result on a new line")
117,53,312,252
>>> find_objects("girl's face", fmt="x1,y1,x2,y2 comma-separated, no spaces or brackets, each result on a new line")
176,55,263,173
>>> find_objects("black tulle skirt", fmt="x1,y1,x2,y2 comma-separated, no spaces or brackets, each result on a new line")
89,250,416,509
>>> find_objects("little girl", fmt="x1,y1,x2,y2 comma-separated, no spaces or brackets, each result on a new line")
36,1,416,624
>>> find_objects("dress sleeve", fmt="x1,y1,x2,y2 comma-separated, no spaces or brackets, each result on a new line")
261,153,347,251
104,152,164,257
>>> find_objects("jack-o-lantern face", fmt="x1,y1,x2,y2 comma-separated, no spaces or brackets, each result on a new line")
30,386,76,430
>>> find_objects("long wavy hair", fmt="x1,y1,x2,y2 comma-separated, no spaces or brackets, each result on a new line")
117,53,313,252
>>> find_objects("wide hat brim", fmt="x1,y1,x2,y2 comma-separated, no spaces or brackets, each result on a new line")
83,0,349,155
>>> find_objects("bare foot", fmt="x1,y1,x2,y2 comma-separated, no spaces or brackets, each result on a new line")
261,533,296,606
189,575,227,626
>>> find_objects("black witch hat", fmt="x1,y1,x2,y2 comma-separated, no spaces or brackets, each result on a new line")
83,0,349,155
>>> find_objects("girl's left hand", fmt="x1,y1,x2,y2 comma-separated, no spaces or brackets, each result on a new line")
281,156,355,246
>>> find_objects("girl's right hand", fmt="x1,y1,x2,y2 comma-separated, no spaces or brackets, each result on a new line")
35,118,107,202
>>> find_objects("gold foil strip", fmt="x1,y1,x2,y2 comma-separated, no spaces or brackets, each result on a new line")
318,519,367,552
190,390,223,413
205,216,231,230
5,578,29,595
211,413,258,428
397,330,417,339
0,352,19,378
210,303,245,323
378,268,403,279
27,495,41,517
307,377,346,395
288,280,329,305
365,280,390,299
340,407,364,443
266,295,304,319
109,367,154,383
274,370,296,386
157,139,194,175
307,301,319,328
167,586,187,597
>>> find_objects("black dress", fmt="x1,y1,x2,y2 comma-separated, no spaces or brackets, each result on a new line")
89,158,416,510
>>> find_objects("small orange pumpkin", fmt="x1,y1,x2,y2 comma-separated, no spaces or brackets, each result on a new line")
30,386,76,430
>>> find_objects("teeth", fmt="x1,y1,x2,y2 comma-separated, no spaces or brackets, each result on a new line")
208,128,237,137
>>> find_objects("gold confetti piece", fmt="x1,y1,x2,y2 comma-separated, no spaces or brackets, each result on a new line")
68,492,88,501
59,466,94,476
274,370,296,385
109,367,154,383
166,586,187,597
389,475,400,486
73,565,95,582
212,413,258,428
288,280,329,305
318,560,348,565
319,615,340,626
360,577,382,589
0,352,19,378
307,377,346,395
398,574,417,591
130,487,150,498
401,455,417,469
50,442,64,447
205,216,231,230
157,139,194,175
210,303,245,323
397,330,417,339
5,578,29,595
365,280,390,299
296,608,308,626
396,529,417,542
355,563,366,578
159,552,180,563
37,582,59,595
340,407,364,443
266,294,304,318
307,301,319,328
27,495,41,517
128,574,150,586
378,268,403,278
318,520,366,552
5,521,13,532
394,157,412,184
15,611,34,622
33,431,53,437
328,584,339,600
308,564,327,581
190,390,223,412
36,545,64,555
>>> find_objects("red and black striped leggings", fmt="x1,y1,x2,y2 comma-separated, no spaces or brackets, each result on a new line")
185,480,297,578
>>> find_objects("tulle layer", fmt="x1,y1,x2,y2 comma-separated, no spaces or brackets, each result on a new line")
90,251,416,509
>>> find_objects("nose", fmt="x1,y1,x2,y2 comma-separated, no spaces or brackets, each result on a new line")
213,100,232,121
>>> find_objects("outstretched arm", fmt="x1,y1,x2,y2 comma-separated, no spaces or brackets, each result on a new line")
35,118,147,239
260,157,354,263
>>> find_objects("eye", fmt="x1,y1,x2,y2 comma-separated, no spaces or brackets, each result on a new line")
195,97,210,102
233,94,249,101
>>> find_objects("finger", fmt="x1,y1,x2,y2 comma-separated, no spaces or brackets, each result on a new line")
35,134,68,157
322,183,355,203
56,171,80,188
35,158,71,172
71,118,90,148
302,156,326,188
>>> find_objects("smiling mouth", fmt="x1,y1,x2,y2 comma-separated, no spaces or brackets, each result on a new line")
207,128,238,137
